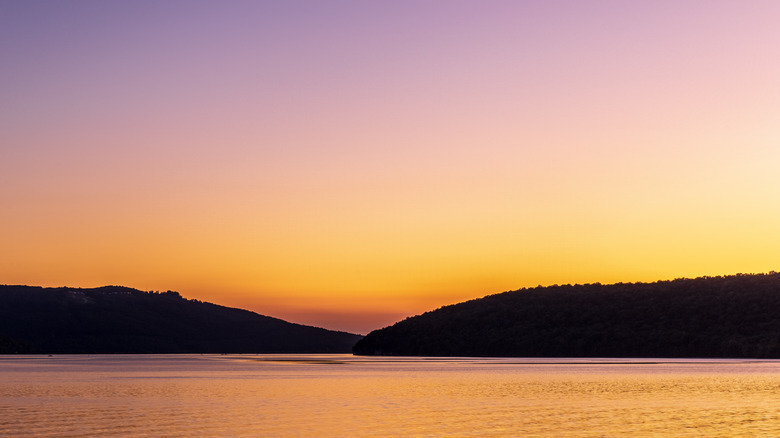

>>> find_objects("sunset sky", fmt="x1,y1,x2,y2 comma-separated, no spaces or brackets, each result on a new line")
2,1,779,334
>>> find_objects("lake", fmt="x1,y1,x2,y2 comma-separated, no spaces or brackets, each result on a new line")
2,355,780,436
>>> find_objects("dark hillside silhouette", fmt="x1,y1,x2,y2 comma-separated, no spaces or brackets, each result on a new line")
0,285,361,354
353,273,780,358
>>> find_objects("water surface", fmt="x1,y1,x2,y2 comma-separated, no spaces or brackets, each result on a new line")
2,355,780,436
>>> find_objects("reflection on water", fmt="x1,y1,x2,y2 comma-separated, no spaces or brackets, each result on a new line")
2,355,780,436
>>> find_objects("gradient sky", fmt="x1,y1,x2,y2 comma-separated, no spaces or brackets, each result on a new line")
2,1,779,334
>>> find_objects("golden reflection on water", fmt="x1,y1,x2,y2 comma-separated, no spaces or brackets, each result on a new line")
2,355,780,437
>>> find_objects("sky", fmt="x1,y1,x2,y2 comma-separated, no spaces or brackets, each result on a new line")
2,1,779,334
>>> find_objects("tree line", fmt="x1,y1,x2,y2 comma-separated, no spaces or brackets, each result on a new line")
354,272,780,358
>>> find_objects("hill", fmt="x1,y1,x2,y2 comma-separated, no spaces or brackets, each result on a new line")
353,273,780,358
0,285,361,354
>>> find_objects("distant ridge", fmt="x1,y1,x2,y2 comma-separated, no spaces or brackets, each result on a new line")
353,272,780,358
0,285,362,354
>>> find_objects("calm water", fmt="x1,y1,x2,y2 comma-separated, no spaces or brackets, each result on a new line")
2,355,780,437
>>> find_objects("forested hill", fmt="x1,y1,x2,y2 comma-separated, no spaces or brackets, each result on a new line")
0,285,361,354
353,273,780,358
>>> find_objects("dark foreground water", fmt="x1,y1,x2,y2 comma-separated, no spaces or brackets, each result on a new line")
2,354,780,436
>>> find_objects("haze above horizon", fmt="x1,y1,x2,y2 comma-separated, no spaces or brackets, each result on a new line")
3,1,779,334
